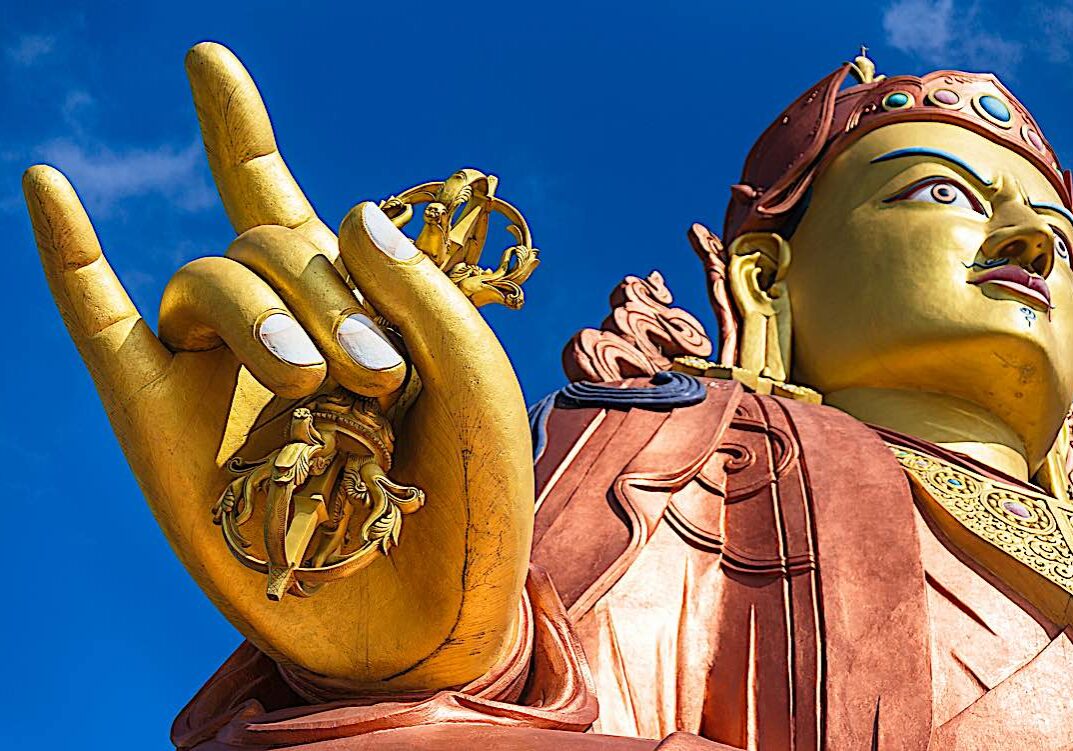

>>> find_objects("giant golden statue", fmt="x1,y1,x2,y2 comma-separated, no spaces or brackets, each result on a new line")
23,43,1073,749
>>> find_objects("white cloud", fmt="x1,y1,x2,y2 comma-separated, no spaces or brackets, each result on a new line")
6,34,55,66
883,0,954,60
33,138,216,216
1040,1,1073,63
882,0,1023,75
956,29,1023,73
62,90,93,117
59,90,95,133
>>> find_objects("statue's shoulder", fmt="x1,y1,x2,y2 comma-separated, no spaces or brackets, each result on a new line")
530,372,857,496
528,372,738,615
529,372,898,620
529,372,737,465
542,259,838,478
530,265,887,616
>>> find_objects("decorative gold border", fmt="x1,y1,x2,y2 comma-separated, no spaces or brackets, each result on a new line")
890,443,1073,624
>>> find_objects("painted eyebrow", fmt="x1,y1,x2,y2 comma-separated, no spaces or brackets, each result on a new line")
1030,202,1073,227
870,148,992,187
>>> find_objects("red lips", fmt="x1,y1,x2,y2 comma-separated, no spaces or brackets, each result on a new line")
969,265,1052,309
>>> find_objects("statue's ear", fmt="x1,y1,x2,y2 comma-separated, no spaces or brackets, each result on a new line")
726,232,793,382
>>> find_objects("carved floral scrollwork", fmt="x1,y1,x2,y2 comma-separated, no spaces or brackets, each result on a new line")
563,270,713,383
212,392,426,602
892,444,1073,608
380,169,539,310
687,223,740,367
559,223,822,403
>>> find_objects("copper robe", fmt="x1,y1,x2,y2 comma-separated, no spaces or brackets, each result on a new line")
174,377,1073,750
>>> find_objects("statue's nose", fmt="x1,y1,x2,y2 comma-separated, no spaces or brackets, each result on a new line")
981,188,1055,277
982,225,1054,276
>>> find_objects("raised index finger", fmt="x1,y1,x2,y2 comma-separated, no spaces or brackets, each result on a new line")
185,42,338,259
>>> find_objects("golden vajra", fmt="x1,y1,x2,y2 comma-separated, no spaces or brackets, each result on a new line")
212,168,538,601
381,168,539,309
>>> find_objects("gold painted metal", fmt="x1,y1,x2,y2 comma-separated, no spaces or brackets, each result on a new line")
24,39,1073,704
726,233,793,382
209,168,538,604
212,392,424,601
893,443,1073,624
1037,409,1073,500
380,169,540,309
734,122,1073,484
22,42,539,693
672,356,822,404
847,45,884,85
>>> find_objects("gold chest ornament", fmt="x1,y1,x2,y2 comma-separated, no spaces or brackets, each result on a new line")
890,444,1073,625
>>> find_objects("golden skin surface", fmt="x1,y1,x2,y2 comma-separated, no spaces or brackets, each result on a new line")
784,122,1073,473
25,38,1073,701
22,43,534,693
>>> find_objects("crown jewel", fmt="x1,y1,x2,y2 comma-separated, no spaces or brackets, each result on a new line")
724,50,1072,241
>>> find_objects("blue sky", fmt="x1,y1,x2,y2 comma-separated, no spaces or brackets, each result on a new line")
1,1,1071,747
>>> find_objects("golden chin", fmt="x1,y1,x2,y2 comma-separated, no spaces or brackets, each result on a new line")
782,121,1073,469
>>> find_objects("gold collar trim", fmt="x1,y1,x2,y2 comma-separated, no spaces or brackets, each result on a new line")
889,443,1073,625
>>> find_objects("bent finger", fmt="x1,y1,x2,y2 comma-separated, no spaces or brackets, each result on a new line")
338,202,521,398
184,42,337,259
226,225,405,397
23,164,171,403
159,256,326,399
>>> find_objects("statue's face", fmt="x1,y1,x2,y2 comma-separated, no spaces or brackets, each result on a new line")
786,121,1073,465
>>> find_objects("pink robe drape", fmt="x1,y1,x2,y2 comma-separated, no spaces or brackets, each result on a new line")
174,378,1073,750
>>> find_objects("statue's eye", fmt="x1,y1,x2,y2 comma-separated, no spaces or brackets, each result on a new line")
889,178,985,215
1055,231,1070,262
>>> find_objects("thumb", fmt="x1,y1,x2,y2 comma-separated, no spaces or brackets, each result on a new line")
338,201,521,401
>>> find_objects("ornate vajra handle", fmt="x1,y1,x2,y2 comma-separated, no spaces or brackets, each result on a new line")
380,168,540,309
212,169,538,601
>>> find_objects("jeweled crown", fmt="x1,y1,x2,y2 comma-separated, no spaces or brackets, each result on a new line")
723,50,1072,242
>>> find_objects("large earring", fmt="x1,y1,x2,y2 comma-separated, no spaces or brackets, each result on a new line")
727,232,793,383
678,225,819,402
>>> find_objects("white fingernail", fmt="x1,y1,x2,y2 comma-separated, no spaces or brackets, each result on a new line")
362,203,419,260
337,313,404,370
259,313,323,366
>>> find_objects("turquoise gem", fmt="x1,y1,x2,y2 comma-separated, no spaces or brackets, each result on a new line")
979,95,1011,122
948,478,963,487
886,92,910,108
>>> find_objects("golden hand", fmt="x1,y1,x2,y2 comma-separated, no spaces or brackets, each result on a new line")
22,42,533,693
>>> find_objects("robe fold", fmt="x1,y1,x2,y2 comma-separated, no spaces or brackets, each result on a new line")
174,377,1073,750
